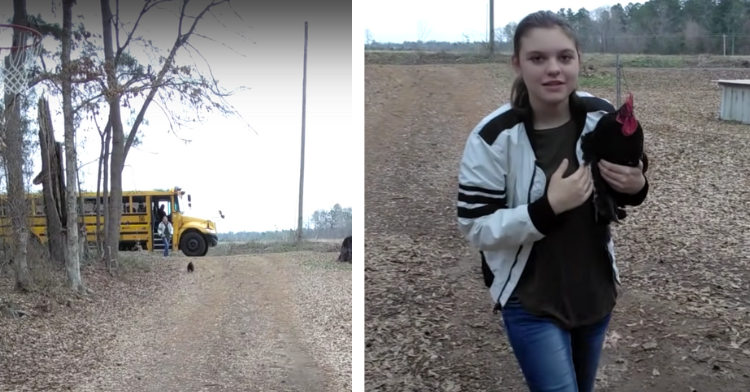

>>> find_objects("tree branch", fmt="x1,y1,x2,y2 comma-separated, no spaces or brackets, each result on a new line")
114,0,171,66
122,0,230,162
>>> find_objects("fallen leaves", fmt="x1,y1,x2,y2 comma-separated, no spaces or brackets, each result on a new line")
0,254,176,390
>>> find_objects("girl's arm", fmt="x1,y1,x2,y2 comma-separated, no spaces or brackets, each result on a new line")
457,133,556,251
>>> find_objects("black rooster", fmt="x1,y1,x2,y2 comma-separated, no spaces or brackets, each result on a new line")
581,93,644,226
187,262,194,273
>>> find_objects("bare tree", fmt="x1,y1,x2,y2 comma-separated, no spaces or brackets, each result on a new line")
502,22,518,44
592,7,612,52
99,0,245,263
683,19,708,54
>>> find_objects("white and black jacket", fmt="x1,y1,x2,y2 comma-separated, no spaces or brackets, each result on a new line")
456,91,649,310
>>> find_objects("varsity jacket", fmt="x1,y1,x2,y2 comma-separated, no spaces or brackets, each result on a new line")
456,91,649,311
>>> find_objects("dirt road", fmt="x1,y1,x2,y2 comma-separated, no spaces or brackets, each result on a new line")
61,253,350,392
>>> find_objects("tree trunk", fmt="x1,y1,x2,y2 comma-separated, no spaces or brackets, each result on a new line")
95,121,111,260
4,0,31,291
54,142,66,227
106,118,124,262
94,128,103,256
37,97,66,264
100,0,123,263
4,98,30,290
76,167,90,261
102,124,110,261
62,0,85,293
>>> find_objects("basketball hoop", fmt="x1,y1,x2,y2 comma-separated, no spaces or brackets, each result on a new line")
0,24,42,96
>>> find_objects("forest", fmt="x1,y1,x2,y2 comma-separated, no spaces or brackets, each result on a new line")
365,0,750,55
219,204,352,242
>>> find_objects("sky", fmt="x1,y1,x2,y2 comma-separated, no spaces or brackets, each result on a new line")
363,0,644,43
3,0,352,233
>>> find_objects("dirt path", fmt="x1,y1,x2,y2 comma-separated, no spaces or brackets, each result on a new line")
71,254,334,392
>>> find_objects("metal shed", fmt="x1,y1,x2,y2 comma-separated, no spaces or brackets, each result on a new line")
717,80,750,124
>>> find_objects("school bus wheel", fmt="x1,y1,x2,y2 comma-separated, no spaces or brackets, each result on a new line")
180,231,206,257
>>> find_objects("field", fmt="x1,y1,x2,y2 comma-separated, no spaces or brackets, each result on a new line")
0,242,351,391
365,51,750,391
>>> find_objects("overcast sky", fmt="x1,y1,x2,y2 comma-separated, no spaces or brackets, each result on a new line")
363,0,645,43
5,0,352,233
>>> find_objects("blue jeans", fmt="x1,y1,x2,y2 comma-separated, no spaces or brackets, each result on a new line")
163,236,170,256
501,297,611,392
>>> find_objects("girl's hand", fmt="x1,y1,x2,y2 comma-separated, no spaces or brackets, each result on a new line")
547,159,594,214
598,159,645,195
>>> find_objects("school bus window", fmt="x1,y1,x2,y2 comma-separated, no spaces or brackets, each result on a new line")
132,196,147,214
83,198,97,215
0,200,7,217
34,197,45,216
122,196,132,214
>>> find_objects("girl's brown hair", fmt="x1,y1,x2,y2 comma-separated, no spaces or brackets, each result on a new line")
510,11,581,109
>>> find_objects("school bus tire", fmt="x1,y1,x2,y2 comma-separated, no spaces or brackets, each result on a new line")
180,231,207,257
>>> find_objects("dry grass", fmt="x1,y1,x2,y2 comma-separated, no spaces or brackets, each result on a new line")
365,50,750,69
210,239,345,257
365,60,750,391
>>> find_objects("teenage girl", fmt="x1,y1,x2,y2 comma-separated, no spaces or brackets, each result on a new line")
456,10,649,392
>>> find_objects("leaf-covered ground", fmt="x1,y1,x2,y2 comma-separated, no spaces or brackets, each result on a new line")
365,63,750,391
0,250,351,391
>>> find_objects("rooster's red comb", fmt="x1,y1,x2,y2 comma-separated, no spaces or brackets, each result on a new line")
624,92,633,111
616,93,635,121
616,92,638,136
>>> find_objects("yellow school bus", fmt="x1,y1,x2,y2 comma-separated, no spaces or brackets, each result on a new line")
0,186,219,257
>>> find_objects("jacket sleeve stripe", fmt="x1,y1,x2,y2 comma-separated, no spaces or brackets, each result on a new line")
456,129,544,251
457,191,506,206
458,183,506,196
457,204,504,219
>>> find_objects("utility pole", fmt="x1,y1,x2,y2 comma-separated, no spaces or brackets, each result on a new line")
489,0,495,54
296,21,308,243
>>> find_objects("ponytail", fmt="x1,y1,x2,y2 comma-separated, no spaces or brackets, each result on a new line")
511,76,530,109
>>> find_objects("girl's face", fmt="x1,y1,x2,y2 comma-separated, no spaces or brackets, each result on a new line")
512,26,580,107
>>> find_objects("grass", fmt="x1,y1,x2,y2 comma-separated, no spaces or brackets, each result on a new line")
579,71,617,88
290,251,352,271
218,239,341,256
365,50,750,69
118,253,153,273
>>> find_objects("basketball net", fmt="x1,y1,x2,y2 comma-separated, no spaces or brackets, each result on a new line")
0,24,42,96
